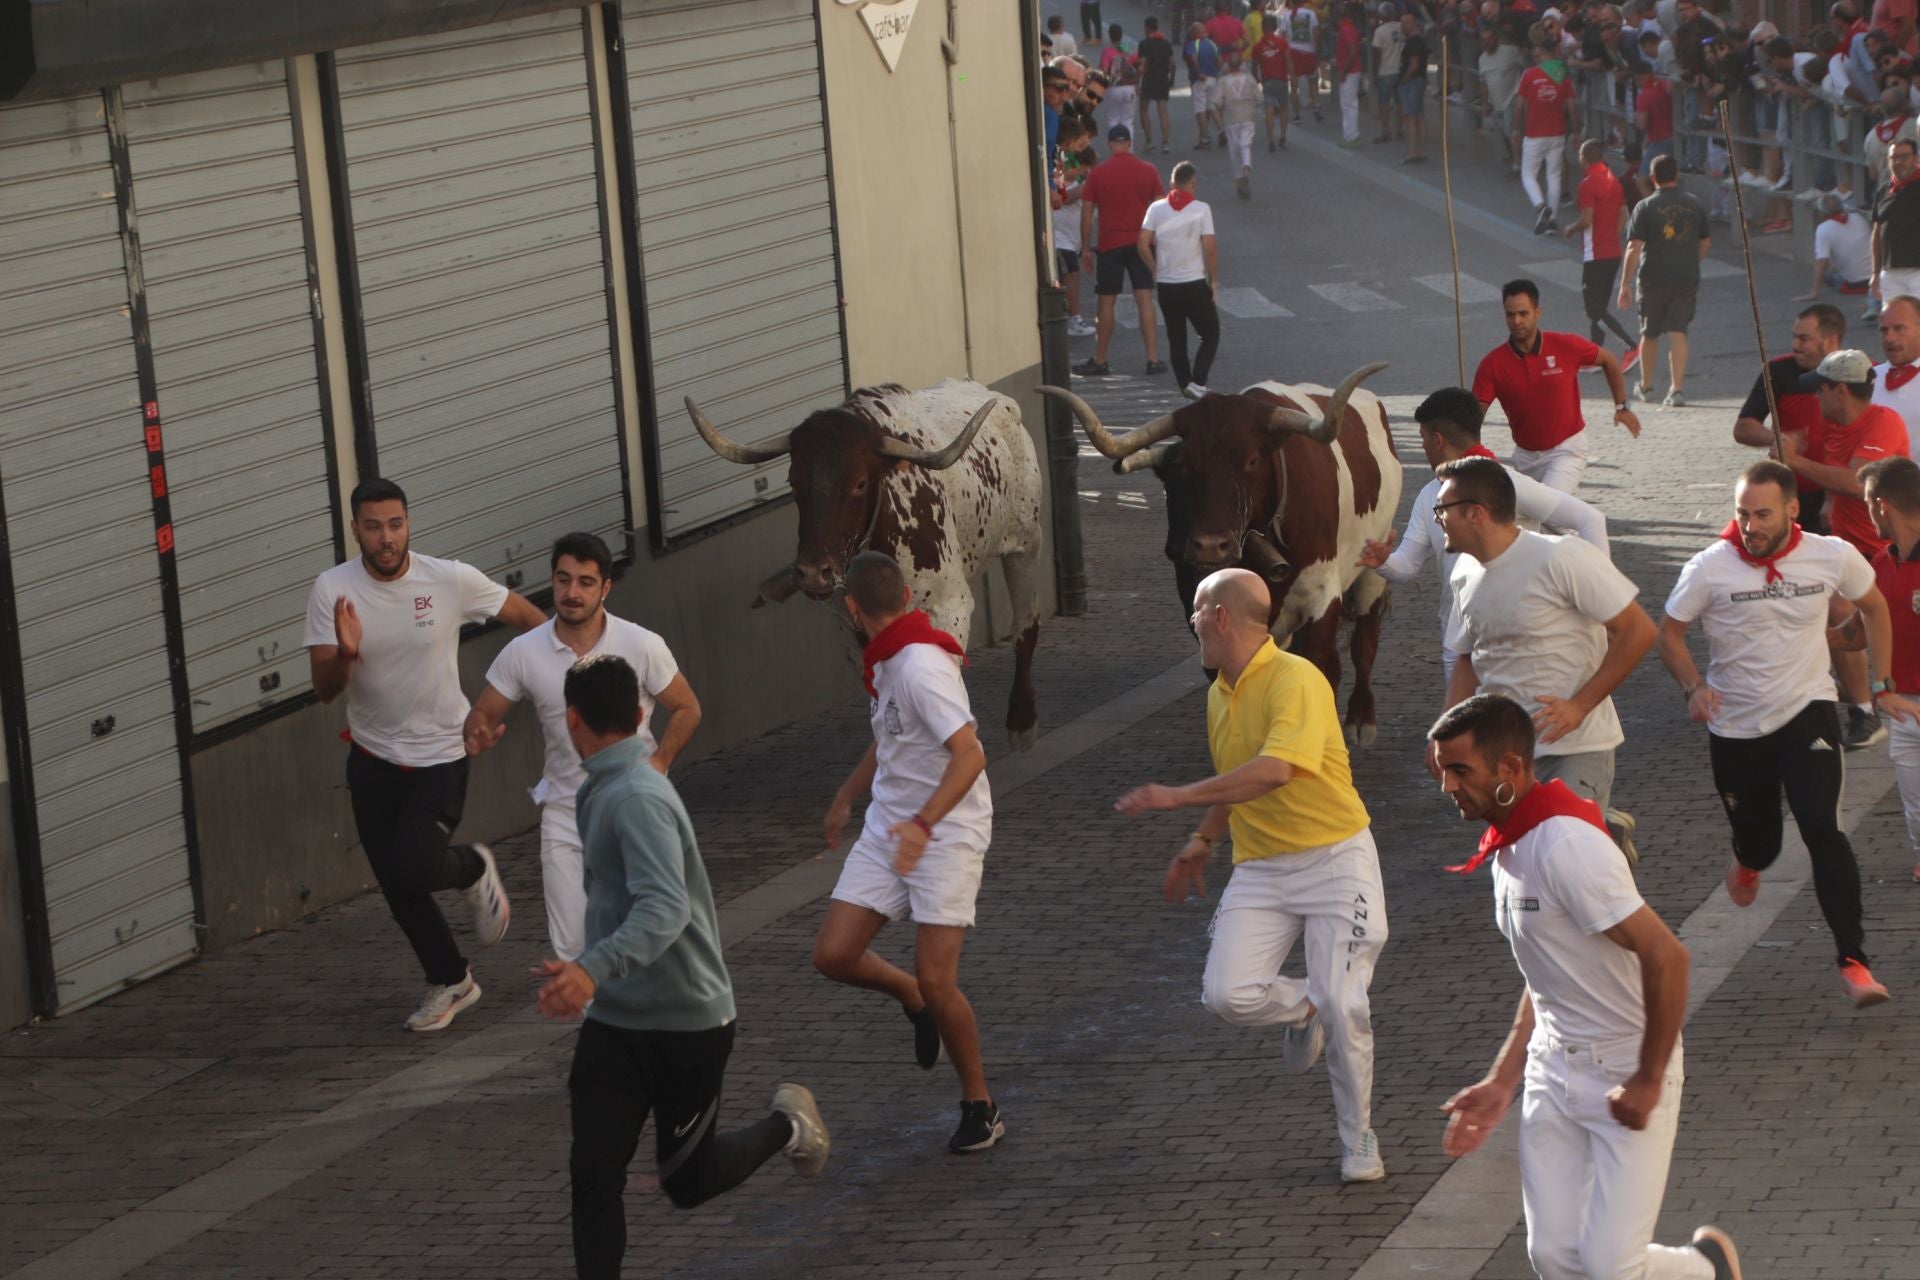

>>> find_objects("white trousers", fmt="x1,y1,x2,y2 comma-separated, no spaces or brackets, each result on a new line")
1200,828,1387,1151
1104,86,1138,138
1881,267,1920,307
1226,121,1256,172
1339,74,1361,142
1510,429,1589,494
1522,134,1566,212
1520,1035,1711,1280
541,801,587,962
1888,717,1920,861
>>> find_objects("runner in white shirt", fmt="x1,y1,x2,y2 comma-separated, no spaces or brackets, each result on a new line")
1872,294,1920,454
462,532,703,962
1428,693,1745,1280
304,477,546,1031
1655,461,1915,1008
1139,162,1220,398
809,551,1002,1155
1360,387,1609,692
1436,457,1656,859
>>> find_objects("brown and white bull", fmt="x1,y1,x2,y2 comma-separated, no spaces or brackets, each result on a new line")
687,379,1046,748
1040,364,1400,745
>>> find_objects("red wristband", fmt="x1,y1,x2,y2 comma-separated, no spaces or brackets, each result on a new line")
910,814,934,837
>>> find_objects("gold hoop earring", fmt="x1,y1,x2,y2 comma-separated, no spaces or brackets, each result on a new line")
1493,781,1516,807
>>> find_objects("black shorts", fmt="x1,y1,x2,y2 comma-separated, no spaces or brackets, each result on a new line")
1636,279,1697,336
1056,247,1081,277
1095,244,1153,295
1142,76,1173,102
1581,258,1620,318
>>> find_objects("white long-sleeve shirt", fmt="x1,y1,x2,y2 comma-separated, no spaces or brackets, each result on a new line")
1380,463,1610,654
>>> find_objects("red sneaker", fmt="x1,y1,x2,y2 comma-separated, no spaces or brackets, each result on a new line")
1725,858,1760,907
1621,344,1641,376
1839,959,1890,1008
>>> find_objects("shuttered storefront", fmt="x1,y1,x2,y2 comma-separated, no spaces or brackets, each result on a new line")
0,95,198,1012
120,64,339,732
333,10,626,589
620,0,847,539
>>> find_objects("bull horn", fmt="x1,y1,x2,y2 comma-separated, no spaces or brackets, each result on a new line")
684,397,791,465
1036,385,1180,461
875,399,996,469
1260,362,1390,444
1115,440,1178,476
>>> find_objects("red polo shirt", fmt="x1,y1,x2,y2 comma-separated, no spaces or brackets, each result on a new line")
1471,331,1602,452
1517,66,1575,138
1822,404,1909,556
1873,541,1920,694
1080,151,1166,252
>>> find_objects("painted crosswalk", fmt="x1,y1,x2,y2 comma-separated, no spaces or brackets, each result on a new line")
1518,260,1586,292
1217,286,1294,318
1309,282,1402,311
1414,272,1503,304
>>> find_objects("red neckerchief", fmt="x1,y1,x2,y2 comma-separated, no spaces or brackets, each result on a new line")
1878,115,1911,144
1893,168,1920,196
1719,517,1802,582
1888,361,1920,391
862,610,967,698
1463,444,1499,460
1169,189,1196,211
1827,209,1849,225
1447,778,1609,874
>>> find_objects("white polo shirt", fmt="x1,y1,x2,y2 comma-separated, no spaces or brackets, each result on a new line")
1450,531,1641,758
866,644,993,849
1494,813,1646,1047
303,553,508,767
1663,534,1872,739
1871,360,1920,458
483,614,680,808
1140,197,1215,285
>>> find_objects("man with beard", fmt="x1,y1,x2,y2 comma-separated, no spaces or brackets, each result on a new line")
1428,694,1744,1280
1655,461,1915,1007
463,532,703,962
305,477,547,1030
1731,302,1847,532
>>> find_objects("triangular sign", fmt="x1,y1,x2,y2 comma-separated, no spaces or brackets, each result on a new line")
857,0,919,73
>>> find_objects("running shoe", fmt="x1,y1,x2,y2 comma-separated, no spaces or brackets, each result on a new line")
405,967,480,1032
1533,205,1552,236
1839,959,1891,1008
1725,857,1760,908
773,1082,831,1176
1863,300,1881,322
1066,315,1096,337
1282,1009,1326,1074
1663,388,1687,408
1606,808,1639,870
1759,217,1793,235
1237,175,1250,199
949,1099,1006,1153
907,1004,941,1070
463,843,510,947
1160,141,1171,155
1844,704,1886,750
1621,344,1641,376
1072,357,1111,376
1340,1129,1388,1183
1183,382,1209,400
1144,359,1169,375
1632,379,1653,402
1690,1227,1744,1280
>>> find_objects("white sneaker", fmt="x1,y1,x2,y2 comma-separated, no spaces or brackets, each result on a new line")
1341,1129,1388,1183
405,968,481,1032
1282,1008,1326,1074
1182,382,1209,400
1066,315,1097,337
463,843,510,947
773,1082,831,1176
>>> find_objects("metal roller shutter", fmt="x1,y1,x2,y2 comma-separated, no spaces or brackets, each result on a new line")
119,63,338,733
334,10,626,589
620,0,848,539
0,95,198,1012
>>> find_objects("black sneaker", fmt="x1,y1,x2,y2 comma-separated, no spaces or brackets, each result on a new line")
1690,1227,1743,1279
1143,359,1169,375
1072,357,1111,376
1844,704,1886,751
948,1099,1005,1153
906,1005,940,1070
1533,204,1552,235
1542,214,1559,235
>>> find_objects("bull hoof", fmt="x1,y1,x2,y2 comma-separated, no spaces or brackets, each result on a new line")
1007,723,1038,752
1343,722,1378,749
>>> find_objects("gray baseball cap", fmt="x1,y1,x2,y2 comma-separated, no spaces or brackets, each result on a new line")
1801,348,1878,389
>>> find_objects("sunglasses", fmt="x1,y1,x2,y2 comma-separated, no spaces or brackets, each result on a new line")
1086,91,1106,102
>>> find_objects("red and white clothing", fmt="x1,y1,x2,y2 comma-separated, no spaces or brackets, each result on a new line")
1282,3,1319,73
1473,331,1605,491
1872,359,1920,457
1820,404,1910,556
1254,32,1292,83
1577,163,1625,262
1517,67,1576,213
1873,542,1920,864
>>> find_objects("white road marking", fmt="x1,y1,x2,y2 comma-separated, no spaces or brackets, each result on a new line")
1309,282,1402,311
1414,273,1503,304
1518,259,1586,292
1217,286,1294,318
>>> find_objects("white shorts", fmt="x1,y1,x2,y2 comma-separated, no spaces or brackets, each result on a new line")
1191,78,1215,116
831,824,986,928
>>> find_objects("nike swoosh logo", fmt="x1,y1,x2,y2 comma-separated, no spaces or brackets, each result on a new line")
673,1113,699,1138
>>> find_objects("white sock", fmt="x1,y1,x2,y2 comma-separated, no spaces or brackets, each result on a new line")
1856,701,1874,714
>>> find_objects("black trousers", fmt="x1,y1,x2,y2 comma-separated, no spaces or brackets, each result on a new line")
344,748,483,986
1079,1,1102,40
1708,701,1867,966
1581,258,1635,349
1158,279,1220,389
570,1019,792,1278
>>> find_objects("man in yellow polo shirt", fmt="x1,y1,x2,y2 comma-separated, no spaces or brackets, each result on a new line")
1118,567,1390,1184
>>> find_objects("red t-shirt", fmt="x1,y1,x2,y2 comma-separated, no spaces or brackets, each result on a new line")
1335,20,1364,74
1471,331,1603,451
1518,67,1575,138
1822,404,1910,555
1637,77,1673,144
1206,13,1248,52
1081,152,1167,252
1254,33,1292,81
1577,164,1625,263
1872,544,1920,694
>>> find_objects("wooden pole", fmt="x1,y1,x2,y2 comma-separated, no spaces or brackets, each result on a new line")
1717,99,1782,454
1442,35,1465,385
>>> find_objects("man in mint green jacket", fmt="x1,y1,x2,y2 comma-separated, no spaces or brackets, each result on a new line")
535,653,828,1279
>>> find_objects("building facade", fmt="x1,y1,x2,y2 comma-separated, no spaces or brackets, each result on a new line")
0,0,1057,1024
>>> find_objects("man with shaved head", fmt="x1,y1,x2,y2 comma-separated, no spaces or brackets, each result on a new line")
1115,568,1391,1185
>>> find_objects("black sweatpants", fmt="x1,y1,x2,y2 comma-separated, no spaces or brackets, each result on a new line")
1581,258,1635,349
344,748,483,986
570,1019,792,1278
1708,700,1867,966
1158,279,1220,389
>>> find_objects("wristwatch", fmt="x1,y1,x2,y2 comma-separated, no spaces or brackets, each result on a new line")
1870,677,1896,695
1614,402,1629,413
